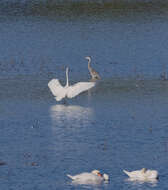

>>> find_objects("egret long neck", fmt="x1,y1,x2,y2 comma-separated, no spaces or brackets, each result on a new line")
66,68,69,87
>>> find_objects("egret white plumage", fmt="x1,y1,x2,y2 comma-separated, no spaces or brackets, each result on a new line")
85,56,101,81
48,67,95,101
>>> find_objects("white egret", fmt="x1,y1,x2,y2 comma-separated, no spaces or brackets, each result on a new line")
67,170,109,185
48,67,95,101
123,168,158,181
85,56,101,81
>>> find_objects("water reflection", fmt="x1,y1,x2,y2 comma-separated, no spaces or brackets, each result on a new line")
125,178,158,187
50,104,94,126
70,182,104,190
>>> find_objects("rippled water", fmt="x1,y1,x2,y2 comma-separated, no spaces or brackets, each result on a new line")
0,0,168,190
1,0,168,79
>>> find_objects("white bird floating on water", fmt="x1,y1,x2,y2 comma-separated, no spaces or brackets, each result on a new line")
85,56,101,81
123,168,158,182
67,170,109,185
48,67,95,101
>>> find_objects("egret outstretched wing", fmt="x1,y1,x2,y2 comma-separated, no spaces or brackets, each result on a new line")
48,79,65,97
67,82,95,98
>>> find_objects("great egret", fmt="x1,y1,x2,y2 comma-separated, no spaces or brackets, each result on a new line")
85,56,101,81
67,170,109,185
123,168,158,181
48,67,95,101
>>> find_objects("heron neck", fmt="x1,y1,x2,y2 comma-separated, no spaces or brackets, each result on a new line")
88,58,91,69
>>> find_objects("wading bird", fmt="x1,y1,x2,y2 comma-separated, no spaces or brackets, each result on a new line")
67,170,109,185
48,67,95,101
85,56,101,81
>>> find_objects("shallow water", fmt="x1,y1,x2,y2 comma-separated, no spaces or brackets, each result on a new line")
0,0,168,190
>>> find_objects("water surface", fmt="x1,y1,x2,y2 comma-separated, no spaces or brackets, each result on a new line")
0,1,168,190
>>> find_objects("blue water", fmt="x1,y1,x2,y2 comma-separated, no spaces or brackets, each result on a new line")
1,0,168,80
1,85,168,189
0,0,168,189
